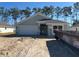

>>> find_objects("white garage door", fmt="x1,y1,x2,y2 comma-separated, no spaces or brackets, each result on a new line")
17,25,39,35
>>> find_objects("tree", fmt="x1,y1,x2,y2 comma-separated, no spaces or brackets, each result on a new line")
9,7,20,26
32,7,42,14
55,6,62,20
42,6,50,16
9,7,20,33
0,7,10,24
62,6,72,22
67,6,72,24
62,7,68,21
49,6,55,19
73,2,79,21
21,7,32,18
0,7,4,16
41,6,55,19
0,7,5,22
2,9,10,23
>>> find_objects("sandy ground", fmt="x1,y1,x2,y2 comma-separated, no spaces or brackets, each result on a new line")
0,37,50,57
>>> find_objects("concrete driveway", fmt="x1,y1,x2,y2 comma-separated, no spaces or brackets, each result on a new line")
46,40,79,57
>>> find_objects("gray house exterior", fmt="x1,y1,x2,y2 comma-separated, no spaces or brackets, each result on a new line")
16,13,69,36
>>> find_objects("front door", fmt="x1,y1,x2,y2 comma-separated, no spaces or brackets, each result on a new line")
40,24,48,35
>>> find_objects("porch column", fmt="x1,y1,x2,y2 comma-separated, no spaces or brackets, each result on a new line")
37,23,41,36
48,24,53,37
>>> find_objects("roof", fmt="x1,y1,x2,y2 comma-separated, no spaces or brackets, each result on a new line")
17,12,68,25
17,12,51,25
37,19,67,24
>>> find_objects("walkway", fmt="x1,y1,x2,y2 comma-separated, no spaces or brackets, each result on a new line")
46,39,79,57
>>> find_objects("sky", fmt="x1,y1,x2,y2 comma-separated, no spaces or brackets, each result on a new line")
0,2,75,9
0,2,75,25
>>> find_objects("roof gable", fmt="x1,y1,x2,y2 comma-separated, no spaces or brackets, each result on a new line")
17,13,51,25
17,12,68,25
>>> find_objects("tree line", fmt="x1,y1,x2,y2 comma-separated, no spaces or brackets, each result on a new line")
0,2,79,26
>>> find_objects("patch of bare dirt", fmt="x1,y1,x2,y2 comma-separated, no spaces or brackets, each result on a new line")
0,37,49,57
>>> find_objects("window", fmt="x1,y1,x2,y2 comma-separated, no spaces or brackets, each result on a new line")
53,26,57,30
53,25,62,31
58,26,62,30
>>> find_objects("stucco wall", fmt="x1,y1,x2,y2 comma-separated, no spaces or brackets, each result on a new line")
47,23,68,36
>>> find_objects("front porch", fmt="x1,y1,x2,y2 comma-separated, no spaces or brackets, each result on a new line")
38,22,63,37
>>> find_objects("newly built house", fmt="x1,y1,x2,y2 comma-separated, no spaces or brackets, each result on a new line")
16,13,69,36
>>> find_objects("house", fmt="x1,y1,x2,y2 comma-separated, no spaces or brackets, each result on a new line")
0,23,15,33
70,24,79,31
16,13,69,36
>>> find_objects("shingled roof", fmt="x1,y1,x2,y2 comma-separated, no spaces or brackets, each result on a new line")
37,19,67,24
17,12,68,25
